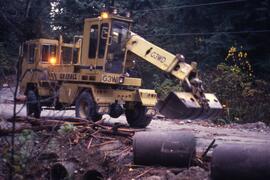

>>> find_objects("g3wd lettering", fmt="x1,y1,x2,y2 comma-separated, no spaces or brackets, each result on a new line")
48,72,57,80
102,75,119,83
59,73,77,80
150,51,166,63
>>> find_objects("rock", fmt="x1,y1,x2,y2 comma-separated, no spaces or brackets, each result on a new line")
176,167,209,180
166,171,177,180
2,84,8,88
179,121,185,125
256,121,267,129
156,115,165,119
236,121,268,131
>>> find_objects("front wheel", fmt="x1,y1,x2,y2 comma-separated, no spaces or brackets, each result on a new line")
125,103,152,128
75,91,102,122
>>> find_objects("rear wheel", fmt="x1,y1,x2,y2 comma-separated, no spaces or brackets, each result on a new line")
125,103,152,128
75,91,102,122
26,90,41,118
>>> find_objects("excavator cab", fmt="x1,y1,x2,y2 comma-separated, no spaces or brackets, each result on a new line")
81,11,132,75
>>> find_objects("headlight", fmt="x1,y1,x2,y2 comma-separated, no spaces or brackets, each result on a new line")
101,12,109,19
49,57,56,65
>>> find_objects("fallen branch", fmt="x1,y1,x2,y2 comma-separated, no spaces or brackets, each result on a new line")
47,117,90,123
90,134,115,140
202,139,216,159
0,124,61,136
87,138,93,149
124,164,149,168
99,129,133,138
90,140,119,148
134,168,153,179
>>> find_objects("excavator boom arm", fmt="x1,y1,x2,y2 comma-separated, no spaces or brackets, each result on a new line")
126,31,223,120
126,32,194,81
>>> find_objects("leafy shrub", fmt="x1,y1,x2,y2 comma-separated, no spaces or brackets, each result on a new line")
58,123,77,135
203,63,270,124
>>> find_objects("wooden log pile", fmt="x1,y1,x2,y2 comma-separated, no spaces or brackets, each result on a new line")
0,116,137,138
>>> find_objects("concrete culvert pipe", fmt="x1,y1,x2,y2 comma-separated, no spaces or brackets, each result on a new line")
133,131,196,167
83,169,103,180
211,143,270,180
50,162,75,180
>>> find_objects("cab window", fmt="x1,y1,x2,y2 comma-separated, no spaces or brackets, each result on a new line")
23,44,28,59
61,47,72,64
73,48,78,64
28,44,36,64
105,21,129,73
98,23,109,58
88,25,98,59
41,45,56,63
22,43,36,64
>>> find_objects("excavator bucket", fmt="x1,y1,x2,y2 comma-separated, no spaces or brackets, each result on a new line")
156,92,223,120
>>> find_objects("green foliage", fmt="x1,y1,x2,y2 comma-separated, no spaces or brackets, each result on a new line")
152,76,182,99
131,0,270,80
58,123,77,135
51,0,114,39
199,45,270,123
1,130,39,174
18,129,37,143
203,63,270,124
0,0,52,72
0,44,13,72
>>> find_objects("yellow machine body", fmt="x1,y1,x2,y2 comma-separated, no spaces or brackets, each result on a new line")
19,12,222,127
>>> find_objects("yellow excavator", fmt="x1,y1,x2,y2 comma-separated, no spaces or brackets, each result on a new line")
19,9,222,128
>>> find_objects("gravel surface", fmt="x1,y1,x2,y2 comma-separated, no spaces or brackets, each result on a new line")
1,86,270,152
1,86,270,179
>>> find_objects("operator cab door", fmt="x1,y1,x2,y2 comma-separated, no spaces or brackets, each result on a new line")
20,41,39,93
105,20,129,74
82,19,129,74
97,22,109,70
83,20,110,71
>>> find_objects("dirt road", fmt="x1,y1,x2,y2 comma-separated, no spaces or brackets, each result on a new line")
1,86,270,154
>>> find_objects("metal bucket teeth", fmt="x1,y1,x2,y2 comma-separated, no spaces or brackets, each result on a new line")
156,92,223,120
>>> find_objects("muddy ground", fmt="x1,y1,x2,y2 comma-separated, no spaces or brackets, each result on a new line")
1,86,270,179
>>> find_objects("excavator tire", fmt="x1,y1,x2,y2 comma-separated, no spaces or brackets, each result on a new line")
125,103,152,128
75,91,102,122
26,90,41,118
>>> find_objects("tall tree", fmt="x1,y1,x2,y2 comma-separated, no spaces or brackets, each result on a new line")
0,0,51,71
51,0,107,39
